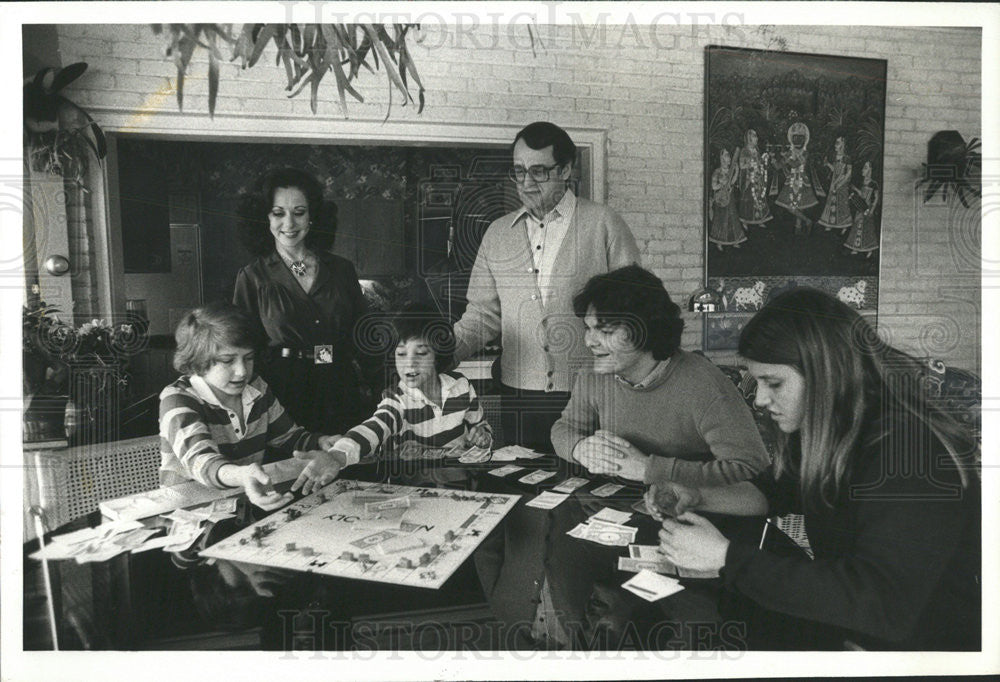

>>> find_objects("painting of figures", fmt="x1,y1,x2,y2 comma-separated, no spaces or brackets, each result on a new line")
703,46,887,349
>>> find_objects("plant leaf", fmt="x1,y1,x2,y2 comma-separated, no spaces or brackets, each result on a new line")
247,23,276,68
208,46,219,117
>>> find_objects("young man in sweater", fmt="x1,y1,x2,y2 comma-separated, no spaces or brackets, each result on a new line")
551,265,769,487
453,121,640,452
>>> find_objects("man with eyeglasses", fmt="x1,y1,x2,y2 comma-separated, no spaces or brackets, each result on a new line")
454,121,640,453
454,122,639,647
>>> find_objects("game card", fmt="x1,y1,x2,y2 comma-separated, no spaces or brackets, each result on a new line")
488,464,525,477
622,569,684,601
525,492,570,509
552,477,588,493
590,483,625,498
518,470,556,485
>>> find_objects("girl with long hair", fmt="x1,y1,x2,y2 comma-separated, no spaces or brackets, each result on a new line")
652,288,980,649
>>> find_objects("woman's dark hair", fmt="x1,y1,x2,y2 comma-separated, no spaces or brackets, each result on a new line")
572,265,685,361
739,287,976,509
513,121,577,168
390,302,455,373
237,167,337,257
173,300,261,375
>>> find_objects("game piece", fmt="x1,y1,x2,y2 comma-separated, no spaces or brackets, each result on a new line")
444,531,455,542
398,558,414,569
286,542,297,551
340,551,355,561
300,547,315,557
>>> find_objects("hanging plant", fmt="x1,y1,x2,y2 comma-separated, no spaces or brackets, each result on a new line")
151,23,425,120
23,62,107,181
917,130,981,208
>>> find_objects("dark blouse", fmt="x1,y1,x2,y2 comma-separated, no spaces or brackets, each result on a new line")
233,251,368,354
723,420,981,650
233,251,379,433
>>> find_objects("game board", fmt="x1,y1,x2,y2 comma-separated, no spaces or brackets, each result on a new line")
199,479,520,589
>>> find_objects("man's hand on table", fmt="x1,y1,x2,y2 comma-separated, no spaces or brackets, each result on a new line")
572,429,650,481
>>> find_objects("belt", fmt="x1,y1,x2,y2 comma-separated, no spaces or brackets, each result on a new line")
276,344,335,364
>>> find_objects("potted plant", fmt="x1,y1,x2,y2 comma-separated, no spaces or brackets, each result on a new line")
22,299,145,445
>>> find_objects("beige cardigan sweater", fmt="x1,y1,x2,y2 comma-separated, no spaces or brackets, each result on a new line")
454,196,640,392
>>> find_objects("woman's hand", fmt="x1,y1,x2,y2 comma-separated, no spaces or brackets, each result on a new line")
239,463,293,511
658,512,730,573
465,423,492,449
648,481,702,518
291,449,344,496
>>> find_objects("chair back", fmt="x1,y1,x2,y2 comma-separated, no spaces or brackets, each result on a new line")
27,435,161,538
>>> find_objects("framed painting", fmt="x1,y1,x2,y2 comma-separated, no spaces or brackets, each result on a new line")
702,46,887,349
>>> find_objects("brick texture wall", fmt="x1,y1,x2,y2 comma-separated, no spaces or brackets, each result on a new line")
55,22,982,373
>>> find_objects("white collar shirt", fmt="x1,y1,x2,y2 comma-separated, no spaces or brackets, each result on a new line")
513,188,577,306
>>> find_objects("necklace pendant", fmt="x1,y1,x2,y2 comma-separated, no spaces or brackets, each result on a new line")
290,261,307,277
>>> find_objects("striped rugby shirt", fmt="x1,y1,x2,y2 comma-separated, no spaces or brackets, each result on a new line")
159,374,320,488
333,371,490,465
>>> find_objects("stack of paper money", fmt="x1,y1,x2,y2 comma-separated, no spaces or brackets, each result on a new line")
30,520,164,563
566,518,638,546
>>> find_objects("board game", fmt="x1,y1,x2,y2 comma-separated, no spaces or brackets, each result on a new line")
199,479,520,589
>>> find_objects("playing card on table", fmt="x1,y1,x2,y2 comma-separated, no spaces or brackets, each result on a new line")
590,507,633,525
677,566,721,580
364,495,411,514
628,544,662,560
581,523,636,546
518,469,556,485
590,483,625,498
488,464,525,477
525,491,570,509
552,477,588,493
622,570,684,601
618,556,678,575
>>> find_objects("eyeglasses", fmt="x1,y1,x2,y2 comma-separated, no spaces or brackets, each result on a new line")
508,164,562,184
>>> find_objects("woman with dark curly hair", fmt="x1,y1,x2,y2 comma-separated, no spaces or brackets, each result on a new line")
551,265,768,486
233,167,376,435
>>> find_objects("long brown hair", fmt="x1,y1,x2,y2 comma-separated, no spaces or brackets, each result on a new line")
739,288,976,510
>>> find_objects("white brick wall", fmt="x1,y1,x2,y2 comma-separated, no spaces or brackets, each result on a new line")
57,23,982,373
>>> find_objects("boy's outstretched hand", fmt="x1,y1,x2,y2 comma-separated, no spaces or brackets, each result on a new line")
240,463,294,511
291,449,345,496
465,423,492,449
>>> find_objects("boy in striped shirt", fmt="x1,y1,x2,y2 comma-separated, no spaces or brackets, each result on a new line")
330,303,492,466
159,302,343,510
